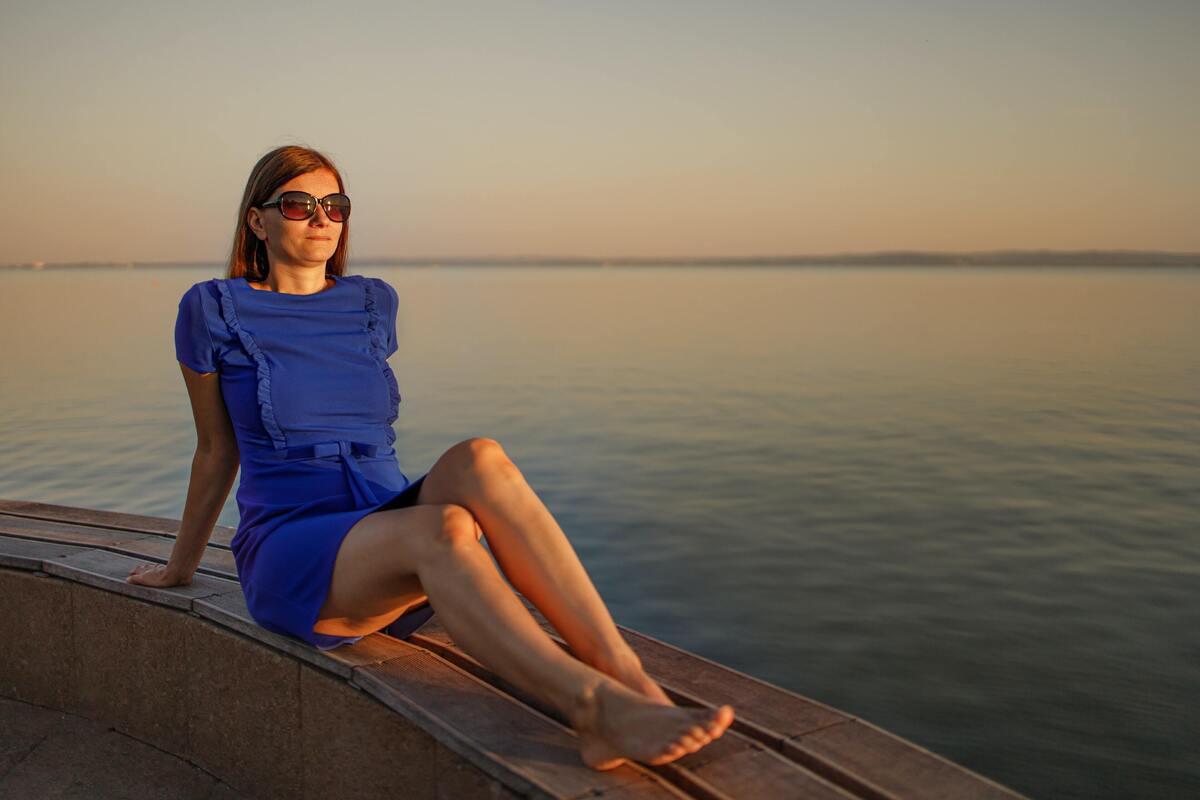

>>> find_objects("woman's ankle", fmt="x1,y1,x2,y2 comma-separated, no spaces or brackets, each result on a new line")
565,673,630,733
580,642,643,676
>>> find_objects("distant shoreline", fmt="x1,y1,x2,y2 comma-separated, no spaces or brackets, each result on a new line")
3,249,1198,269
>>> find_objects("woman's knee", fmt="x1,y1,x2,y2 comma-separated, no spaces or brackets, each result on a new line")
429,503,484,549
447,437,517,475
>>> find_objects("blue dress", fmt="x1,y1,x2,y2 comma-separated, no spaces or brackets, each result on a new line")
174,273,436,650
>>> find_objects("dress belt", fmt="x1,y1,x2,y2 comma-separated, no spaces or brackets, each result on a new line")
274,440,383,506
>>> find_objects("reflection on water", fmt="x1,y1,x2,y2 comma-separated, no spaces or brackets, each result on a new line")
1,264,1197,799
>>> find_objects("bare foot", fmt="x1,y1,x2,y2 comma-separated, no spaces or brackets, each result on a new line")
567,677,735,771
620,670,674,707
597,652,674,706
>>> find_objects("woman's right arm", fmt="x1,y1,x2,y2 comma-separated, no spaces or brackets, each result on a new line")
127,362,239,587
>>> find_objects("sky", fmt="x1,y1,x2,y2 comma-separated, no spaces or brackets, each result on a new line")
1,0,1197,264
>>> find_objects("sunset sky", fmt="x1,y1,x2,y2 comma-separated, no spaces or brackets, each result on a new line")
1,1,1196,264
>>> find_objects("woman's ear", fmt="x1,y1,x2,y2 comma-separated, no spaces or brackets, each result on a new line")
246,207,266,239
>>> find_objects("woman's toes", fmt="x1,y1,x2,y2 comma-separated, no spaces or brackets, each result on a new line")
696,709,722,729
689,725,712,744
650,742,687,764
711,705,734,731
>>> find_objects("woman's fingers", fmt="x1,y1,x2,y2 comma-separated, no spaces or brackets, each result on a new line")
127,563,162,583
126,563,191,588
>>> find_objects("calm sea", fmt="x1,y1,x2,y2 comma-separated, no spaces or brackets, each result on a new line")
1,264,1197,799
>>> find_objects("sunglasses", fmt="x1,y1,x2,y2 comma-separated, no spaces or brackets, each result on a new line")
260,191,351,222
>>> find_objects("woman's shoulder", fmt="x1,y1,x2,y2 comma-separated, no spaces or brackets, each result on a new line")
179,278,221,305
355,273,397,300
176,279,232,338
346,274,397,302
342,273,386,287
179,274,390,302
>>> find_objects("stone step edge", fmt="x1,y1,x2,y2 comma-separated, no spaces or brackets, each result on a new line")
0,539,692,800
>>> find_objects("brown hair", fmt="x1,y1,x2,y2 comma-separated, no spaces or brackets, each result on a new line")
226,145,351,280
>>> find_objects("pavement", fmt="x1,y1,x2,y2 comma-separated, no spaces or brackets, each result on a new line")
0,695,244,799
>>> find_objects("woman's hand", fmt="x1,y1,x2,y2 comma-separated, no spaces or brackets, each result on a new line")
126,562,193,588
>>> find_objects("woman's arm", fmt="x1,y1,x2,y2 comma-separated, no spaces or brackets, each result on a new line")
128,363,239,586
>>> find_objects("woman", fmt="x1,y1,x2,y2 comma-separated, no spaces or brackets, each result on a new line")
126,145,733,770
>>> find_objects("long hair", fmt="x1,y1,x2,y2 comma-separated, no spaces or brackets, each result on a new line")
226,145,351,280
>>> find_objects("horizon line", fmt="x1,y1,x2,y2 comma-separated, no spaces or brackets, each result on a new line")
5,247,1200,270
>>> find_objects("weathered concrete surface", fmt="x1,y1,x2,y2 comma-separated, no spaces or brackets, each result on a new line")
73,584,196,757
0,695,245,799
0,570,528,799
0,569,75,711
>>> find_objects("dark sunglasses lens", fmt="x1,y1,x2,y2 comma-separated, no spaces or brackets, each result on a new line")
324,194,351,222
278,192,315,220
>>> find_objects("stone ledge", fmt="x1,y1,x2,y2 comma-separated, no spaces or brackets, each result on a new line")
0,504,1031,800
1,568,567,799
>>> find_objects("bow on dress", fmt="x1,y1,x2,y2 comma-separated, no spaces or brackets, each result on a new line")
275,440,384,506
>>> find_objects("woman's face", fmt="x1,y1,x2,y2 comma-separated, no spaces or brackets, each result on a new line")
247,168,344,270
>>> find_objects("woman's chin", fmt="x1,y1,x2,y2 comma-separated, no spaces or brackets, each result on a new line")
298,243,336,259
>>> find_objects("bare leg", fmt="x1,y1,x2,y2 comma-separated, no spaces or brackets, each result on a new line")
417,505,734,770
416,438,667,701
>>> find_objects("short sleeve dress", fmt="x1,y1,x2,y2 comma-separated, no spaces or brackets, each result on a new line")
174,273,436,650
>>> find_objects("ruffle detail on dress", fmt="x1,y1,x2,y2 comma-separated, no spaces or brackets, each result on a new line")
215,280,288,450
362,277,401,446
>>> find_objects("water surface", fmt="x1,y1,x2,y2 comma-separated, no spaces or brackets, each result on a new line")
1,264,1197,799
